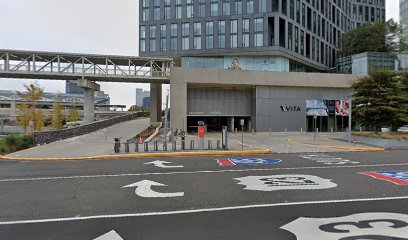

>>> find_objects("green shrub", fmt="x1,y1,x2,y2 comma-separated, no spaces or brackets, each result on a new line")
4,134,33,152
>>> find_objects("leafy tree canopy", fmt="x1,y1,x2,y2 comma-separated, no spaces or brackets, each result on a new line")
339,20,408,57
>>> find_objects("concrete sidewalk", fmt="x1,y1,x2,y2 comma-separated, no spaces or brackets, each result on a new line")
6,118,150,158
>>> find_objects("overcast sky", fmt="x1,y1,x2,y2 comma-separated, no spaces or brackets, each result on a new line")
0,0,400,108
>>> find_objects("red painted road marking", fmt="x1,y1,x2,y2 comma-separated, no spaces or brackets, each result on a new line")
217,159,235,166
361,172,408,185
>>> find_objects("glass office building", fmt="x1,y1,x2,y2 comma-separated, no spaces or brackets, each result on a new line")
139,0,385,72
337,52,398,76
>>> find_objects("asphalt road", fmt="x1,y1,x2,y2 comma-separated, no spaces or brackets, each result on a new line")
0,150,408,239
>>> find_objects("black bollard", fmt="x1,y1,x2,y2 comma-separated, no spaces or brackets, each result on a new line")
125,141,129,153
144,142,149,152
134,142,139,152
190,140,194,150
172,141,177,151
208,140,212,150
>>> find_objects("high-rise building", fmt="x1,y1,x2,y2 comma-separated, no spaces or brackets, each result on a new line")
139,0,385,72
66,80,84,94
136,88,150,107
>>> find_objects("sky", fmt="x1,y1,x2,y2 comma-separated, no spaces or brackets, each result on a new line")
0,0,400,108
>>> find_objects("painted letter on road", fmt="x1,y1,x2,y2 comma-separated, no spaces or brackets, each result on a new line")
281,212,408,240
235,175,337,191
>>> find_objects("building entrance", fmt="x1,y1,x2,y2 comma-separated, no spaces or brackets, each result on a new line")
187,116,251,132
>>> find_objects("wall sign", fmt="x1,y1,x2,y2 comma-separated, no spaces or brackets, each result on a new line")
361,171,408,185
235,174,337,191
280,106,301,112
217,158,281,167
281,212,408,240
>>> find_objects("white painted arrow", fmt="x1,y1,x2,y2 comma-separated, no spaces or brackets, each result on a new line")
144,160,183,168
122,180,184,198
93,230,124,240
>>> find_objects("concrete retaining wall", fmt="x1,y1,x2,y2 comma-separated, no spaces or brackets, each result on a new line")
33,112,144,145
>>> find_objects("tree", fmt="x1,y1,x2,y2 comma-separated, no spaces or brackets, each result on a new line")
16,83,46,133
352,70,406,132
68,101,80,122
339,20,407,57
51,95,65,129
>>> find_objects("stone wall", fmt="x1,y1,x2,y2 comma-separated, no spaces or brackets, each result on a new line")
34,112,144,145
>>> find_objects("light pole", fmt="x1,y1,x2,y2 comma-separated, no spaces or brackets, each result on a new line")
348,98,353,143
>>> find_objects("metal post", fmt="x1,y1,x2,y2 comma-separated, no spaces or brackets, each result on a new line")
181,136,185,150
134,142,139,152
163,141,167,151
348,98,353,143
125,141,129,153
190,140,194,150
154,141,158,151
241,125,244,150
172,141,176,151
217,140,221,150
164,92,169,143
144,142,149,152
208,140,212,150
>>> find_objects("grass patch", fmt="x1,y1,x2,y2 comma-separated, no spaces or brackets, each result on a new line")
353,132,408,140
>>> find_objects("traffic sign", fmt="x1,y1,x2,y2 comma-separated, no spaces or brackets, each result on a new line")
217,158,281,166
281,212,408,240
361,171,408,185
240,119,245,126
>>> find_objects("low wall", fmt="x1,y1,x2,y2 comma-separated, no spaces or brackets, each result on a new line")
33,112,144,145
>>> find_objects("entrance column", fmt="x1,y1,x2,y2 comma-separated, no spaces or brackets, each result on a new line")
150,83,162,126
77,79,100,124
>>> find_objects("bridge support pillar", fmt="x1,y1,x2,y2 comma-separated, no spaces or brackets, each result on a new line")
150,83,162,127
77,79,100,124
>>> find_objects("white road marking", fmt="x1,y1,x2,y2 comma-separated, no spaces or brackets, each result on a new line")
144,160,183,168
93,230,124,240
281,212,408,240
235,175,337,191
0,196,408,225
122,180,184,198
1,163,408,182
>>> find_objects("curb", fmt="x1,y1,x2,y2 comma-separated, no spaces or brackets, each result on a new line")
0,149,271,161
287,139,385,152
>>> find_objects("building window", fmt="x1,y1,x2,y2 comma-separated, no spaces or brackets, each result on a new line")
300,30,304,55
199,0,206,17
259,0,267,13
223,0,231,15
254,18,263,47
153,0,160,21
176,0,182,19
182,23,190,50
211,1,218,16
160,24,167,51
296,0,300,23
171,24,178,51
235,0,242,14
290,0,294,19
149,25,157,52
288,23,293,51
231,19,238,48
194,22,202,50
247,0,254,14
301,3,305,27
282,0,287,15
218,20,226,48
187,0,194,18
206,21,214,49
295,26,299,53
140,26,146,52
142,0,149,22
242,18,250,47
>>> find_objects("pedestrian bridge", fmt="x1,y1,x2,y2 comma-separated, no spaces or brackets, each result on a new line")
0,49,172,83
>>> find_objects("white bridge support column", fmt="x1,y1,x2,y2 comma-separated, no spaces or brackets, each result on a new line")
77,79,100,124
150,83,162,127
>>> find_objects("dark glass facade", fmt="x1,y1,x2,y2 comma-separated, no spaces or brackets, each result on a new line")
139,0,385,72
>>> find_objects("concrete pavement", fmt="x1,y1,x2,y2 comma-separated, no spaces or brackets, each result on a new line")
6,118,150,158
0,151,407,239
